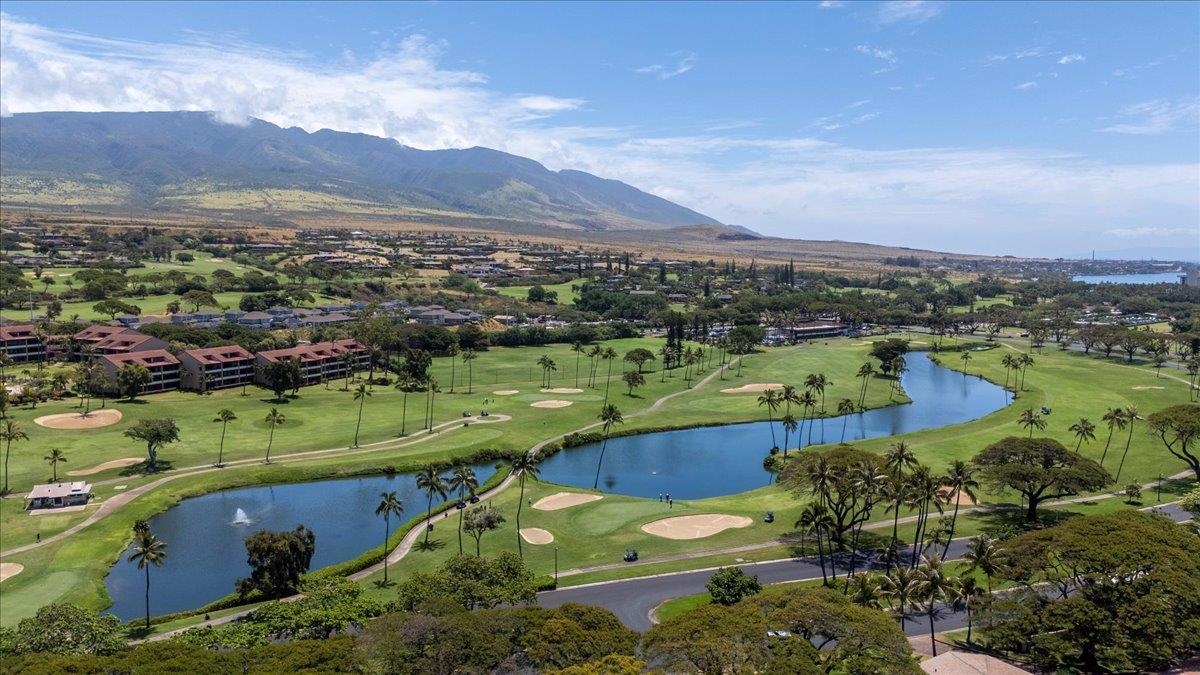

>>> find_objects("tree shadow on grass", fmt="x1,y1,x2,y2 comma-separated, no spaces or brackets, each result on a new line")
974,507,1082,539
372,578,397,590
413,538,447,552
124,625,153,640
119,459,175,477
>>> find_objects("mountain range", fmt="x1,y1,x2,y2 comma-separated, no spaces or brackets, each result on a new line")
0,111,724,232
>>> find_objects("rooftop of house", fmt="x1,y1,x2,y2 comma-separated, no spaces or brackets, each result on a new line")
27,482,92,500
99,349,180,369
256,339,365,363
182,345,255,365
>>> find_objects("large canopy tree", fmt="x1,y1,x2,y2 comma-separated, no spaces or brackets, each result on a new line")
1145,404,1200,480
971,436,1111,521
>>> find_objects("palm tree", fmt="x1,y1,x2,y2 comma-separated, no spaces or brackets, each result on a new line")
959,350,972,377
951,575,986,644
757,388,781,449
128,528,167,629
510,453,542,558
1000,353,1017,392
1017,408,1046,437
593,404,624,489
1069,417,1096,452
536,355,557,388
780,384,800,416
780,414,798,458
600,347,618,405
804,372,832,412
963,534,1003,592
1017,353,1035,391
883,441,917,561
796,502,832,585
847,572,883,609
263,408,285,463
374,491,404,583
907,465,945,567
1114,405,1140,482
798,390,818,446
2,420,29,494
424,376,440,433
587,345,602,387
915,555,954,656
448,465,478,554
836,398,857,442
44,447,66,482
571,341,585,388
940,460,979,558
1099,407,1127,467
461,349,477,394
352,383,371,447
447,343,459,393
855,362,875,409
880,565,920,633
416,465,448,545
395,375,416,436
213,409,236,467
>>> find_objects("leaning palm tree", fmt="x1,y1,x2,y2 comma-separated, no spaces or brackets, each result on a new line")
1017,408,1046,437
963,534,1004,592
416,465,449,546
374,491,404,583
128,528,167,629
836,398,857,443
2,420,30,495
593,404,624,489
907,465,945,568
448,465,478,554
940,460,979,558
213,409,237,467
1099,406,1127,467
780,414,798,458
915,555,954,656
1069,417,1096,452
796,502,832,585
804,372,832,412
352,383,371,447
798,390,818,446
536,355,557,388
510,453,542,558
1114,405,1140,482
586,345,602,388
44,447,66,482
855,362,875,409
263,408,285,463
600,347,618,405
757,389,781,449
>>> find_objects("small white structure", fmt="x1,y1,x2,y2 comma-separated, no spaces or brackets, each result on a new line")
26,482,93,510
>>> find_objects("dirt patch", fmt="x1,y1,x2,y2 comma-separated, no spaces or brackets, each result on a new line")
68,457,143,476
493,390,520,395
35,409,123,430
641,514,753,540
533,492,603,511
720,383,785,394
938,487,977,506
541,387,584,394
1131,386,1165,391
531,400,573,408
0,563,23,583
519,528,555,545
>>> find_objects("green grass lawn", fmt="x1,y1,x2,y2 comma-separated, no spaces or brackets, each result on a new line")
494,279,583,303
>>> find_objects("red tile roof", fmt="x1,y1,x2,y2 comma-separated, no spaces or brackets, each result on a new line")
183,345,254,365
100,349,180,369
256,340,366,364
0,324,39,341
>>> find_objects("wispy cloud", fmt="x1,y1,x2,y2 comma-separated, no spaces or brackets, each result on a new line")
1100,98,1200,135
1015,81,1038,91
818,1,846,8
877,1,944,24
635,52,697,80
1106,227,1197,239
986,47,1042,64
1057,53,1084,65
855,44,897,63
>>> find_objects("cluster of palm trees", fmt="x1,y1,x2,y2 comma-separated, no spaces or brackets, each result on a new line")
1000,352,1035,394
1018,404,1141,481
757,373,850,457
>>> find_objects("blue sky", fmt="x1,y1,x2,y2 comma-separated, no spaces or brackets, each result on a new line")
2,1,1197,258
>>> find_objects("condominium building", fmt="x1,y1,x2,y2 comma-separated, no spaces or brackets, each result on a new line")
178,345,256,392
98,350,181,394
254,340,368,386
0,323,47,364
73,326,167,357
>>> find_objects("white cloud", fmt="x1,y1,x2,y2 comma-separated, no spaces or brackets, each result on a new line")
848,99,871,108
1015,81,1038,90
1015,48,1041,59
1105,227,1197,239
877,1,944,24
855,44,896,63
635,52,697,80
1101,98,1200,135
818,1,846,8
1057,53,1084,65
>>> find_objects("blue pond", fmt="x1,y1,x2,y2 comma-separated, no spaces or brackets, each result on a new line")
538,354,1008,500
105,462,496,620
1072,272,1183,285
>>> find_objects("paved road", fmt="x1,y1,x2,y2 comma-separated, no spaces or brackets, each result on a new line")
539,502,1189,634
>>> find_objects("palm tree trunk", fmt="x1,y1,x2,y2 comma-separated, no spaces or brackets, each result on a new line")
594,436,608,489
841,416,848,443
218,423,227,466
382,517,390,583
767,412,776,448
928,603,938,656
1115,424,1135,481
401,390,408,435
144,565,151,629
457,503,464,555
516,475,525,558
575,353,580,388
449,358,455,393
603,360,613,405
424,495,433,544
1100,427,1115,465
266,427,274,463
817,530,827,585
942,499,960,559
354,398,364,446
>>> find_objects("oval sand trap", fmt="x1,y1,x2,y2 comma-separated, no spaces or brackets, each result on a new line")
35,409,123,430
519,528,555,545
720,383,785,394
531,400,573,408
533,492,603,511
493,389,520,395
68,457,143,476
541,387,584,394
642,514,753,540
0,563,23,583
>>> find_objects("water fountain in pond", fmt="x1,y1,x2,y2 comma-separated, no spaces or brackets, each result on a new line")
232,508,251,525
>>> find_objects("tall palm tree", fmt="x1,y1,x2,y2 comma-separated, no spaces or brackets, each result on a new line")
601,347,618,405
395,375,415,436
510,453,542,558
757,389,781,449
587,345,602,388
855,362,875,409
2,420,29,494
915,555,954,656
836,398,857,443
593,404,624,489
1017,353,1035,391
880,565,920,633
448,465,478,554
963,534,1003,592
263,408,285,463
352,383,371,447
796,502,832,585
461,349,477,394
780,415,798,458
1000,353,1017,392
798,391,818,446
416,465,448,545
804,372,832,412
906,465,945,567
780,384,800,417
128,528,167,629
1099,407,1127,467
940,460,979,558
44,447,66,482
374,491,404,583
883,441,917,561
959,350,972,377
1114,405,1140,482
847,572,883,608
1017,408,1046,437
213,409,236,467
1069,417,1096,452
446,343,459,393
950,575,985,644
536,355,557,388
424,376,440,433
571,341,585,388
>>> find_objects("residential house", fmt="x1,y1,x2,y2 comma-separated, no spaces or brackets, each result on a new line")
26,482,93,510
98,350,181,394
178,345,256,392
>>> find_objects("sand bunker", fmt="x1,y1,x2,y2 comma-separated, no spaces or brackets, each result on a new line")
531,400,573,408
0,563,23,583
938,487,977,506
493,390,520,395
720,383,785,394
641,514,753,540
533,492,603,511
35,409,123,430
1131,386,1165,391
909,340,930,345
519,528,555,545
541,387,584,394
68,457,143,476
